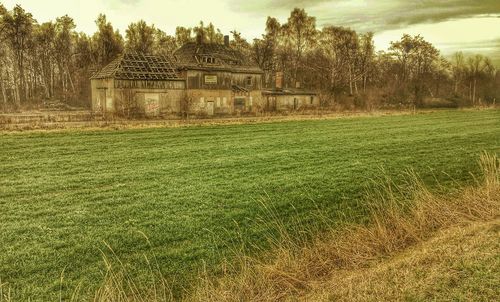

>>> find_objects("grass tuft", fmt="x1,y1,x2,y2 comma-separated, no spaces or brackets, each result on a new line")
188,152,499,301
81,153,500,301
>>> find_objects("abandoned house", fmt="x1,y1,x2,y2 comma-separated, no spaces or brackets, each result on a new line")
90,35,318,117
174,35,264,116
90,53,185,117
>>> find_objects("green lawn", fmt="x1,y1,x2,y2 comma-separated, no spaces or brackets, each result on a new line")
1,110,499,300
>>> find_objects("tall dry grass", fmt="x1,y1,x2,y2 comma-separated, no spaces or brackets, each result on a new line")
2,154,497,302
189,152,499,302
93,152,499,302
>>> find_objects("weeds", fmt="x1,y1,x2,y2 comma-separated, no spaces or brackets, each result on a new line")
190,152,499,301
72,153,500,301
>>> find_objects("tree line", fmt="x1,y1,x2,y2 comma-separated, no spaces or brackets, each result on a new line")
0,4,498,112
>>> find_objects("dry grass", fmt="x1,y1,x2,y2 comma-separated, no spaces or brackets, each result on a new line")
2,153,497,302
90,153,499,302
308,219,499,301
189,152,499,302
0,108,448,133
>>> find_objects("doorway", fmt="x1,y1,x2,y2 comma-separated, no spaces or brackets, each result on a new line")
207,101,214,116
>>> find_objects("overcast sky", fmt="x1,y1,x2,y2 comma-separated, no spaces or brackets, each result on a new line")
3,0,500,63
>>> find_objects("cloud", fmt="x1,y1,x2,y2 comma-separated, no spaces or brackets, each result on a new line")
381,1,500,28
373,15,500,66
444,38,500,66
228,0,331,13
106,0,142,9
229,0,500,33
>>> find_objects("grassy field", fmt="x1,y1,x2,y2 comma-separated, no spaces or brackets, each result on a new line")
0,109,499,300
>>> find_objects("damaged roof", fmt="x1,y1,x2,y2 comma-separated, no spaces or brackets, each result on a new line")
91,53,182,80
174,42,263,74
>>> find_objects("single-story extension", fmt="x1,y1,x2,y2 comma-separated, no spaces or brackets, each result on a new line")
262,88,319,112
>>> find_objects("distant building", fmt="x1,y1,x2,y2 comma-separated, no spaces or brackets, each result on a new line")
90,35,318,118
262,88,319,112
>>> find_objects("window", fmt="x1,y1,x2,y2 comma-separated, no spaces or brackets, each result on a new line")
245,76,252,86
201,56,216,64
234,97,245,110
310,96,314,105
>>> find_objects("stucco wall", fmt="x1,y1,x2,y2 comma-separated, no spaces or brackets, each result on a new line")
91,79,114,113
186,89,233,115
91,79,186,116
114,88,186,117
264,94,319,112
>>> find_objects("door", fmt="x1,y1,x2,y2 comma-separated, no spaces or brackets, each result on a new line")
293,98,299,110
97,89,106,113
207,101,214,116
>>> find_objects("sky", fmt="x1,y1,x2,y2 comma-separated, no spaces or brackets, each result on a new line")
2,0,500,64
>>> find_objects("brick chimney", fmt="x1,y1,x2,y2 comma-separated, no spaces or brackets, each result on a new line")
224,35,230,47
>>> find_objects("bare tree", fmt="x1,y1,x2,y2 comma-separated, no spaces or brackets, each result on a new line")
1,5,34,108
282,8,316,87
125,20,156,54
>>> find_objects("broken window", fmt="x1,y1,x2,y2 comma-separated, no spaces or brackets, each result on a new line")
201,56,216,64
234,97,245,110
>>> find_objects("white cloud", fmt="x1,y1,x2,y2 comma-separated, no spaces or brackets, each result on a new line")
1,0,267,38
373,15,500,54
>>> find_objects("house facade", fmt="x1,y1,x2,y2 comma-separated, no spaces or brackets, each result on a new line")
175,37,264,116
90,36,317,118
90,53,185,117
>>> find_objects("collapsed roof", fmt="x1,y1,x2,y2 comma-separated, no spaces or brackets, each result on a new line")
174,42,263,73
91,53,181,81
92,41,263,81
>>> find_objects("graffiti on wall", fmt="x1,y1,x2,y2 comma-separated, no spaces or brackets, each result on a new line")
144,93,160,116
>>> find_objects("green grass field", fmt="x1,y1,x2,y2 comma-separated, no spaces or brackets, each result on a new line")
1,110,499,300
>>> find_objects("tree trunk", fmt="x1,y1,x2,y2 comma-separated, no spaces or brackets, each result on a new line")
469,81,472,103
1,76,7,112
14,82,20,109
39,58,50,98
50,66,54,99
472,78,477,105
348,65,353,95
13,62,21,110
67,66,75,93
